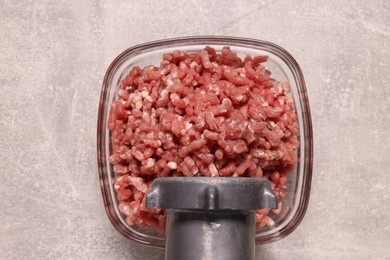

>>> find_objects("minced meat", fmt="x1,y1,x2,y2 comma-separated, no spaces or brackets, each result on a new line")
108,46,299,232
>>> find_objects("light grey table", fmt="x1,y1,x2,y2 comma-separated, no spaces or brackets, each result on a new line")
1,0,389,259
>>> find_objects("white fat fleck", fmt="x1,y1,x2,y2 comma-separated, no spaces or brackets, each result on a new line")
144,158,155,168
185,122,193,130
279,98,285,105
166,79,174,86
161,89,169,98
209,164,219,177
196,120,206,128
167,162,177,169
142,110,149,118
145,95,153,102
190,61,198,68
135,100,143,109
151,108,157,124
122,204,131,215
233,145,240,153
191,166,199,175
247,124,254,133
114,184,120,191
236,95,244,101
141,90,149,98
274,107,282,114
253,150,265,157
222,98,230,104
129,93,141,100
262,101,269,107
170,93,179,100
277,85,283,94
209,84,220,93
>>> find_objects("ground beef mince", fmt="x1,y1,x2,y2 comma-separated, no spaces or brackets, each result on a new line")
108,46,299,232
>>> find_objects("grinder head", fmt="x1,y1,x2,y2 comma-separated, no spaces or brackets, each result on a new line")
146,177,278,211
146,177,278,260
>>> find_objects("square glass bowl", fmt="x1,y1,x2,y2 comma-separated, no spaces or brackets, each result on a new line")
97,36,313,247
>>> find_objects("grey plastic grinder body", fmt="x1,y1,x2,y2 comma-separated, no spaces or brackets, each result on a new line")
146,177,277,260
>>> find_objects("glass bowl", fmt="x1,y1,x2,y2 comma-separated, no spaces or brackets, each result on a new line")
97,36,313,247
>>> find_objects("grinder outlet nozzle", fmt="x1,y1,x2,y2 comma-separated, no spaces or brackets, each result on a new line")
146,177,278,260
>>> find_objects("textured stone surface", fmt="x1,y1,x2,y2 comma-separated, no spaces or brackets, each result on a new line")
1,0,390,259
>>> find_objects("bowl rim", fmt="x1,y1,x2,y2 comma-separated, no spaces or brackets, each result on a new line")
97,35,313,247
